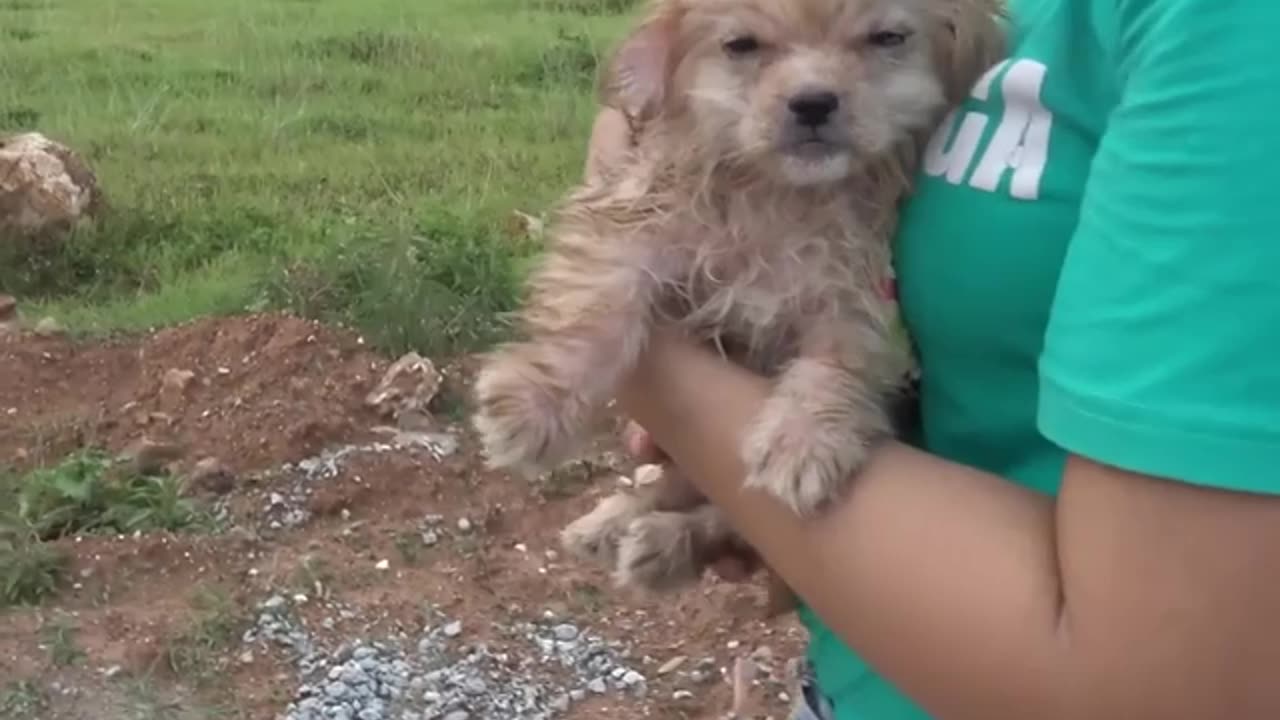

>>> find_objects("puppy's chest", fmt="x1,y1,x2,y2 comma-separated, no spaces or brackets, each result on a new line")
658,218,879,347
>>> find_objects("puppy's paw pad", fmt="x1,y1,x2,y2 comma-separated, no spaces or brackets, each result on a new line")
614,513,704,592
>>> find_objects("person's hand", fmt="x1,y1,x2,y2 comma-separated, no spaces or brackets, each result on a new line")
621,420,762,583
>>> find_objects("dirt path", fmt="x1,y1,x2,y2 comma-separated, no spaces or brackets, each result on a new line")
0,312,806,720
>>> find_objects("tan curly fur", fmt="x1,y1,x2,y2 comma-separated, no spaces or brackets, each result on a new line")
474,0,1007,609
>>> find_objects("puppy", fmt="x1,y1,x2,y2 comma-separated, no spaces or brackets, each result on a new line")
474,0,1006,607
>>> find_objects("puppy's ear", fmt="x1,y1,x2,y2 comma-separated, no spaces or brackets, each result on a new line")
930,0,1008,105
599,7,680,124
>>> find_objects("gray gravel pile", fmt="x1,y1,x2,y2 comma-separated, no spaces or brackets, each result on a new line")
260,433,459,532
274,608,649,720
243,594,315,662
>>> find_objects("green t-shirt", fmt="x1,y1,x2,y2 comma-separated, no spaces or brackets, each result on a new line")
799,0,1280,717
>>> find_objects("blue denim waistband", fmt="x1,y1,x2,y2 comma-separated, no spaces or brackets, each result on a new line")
791,662,836,720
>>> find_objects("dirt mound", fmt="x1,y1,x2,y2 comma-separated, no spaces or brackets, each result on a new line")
0,312,805,720
1,312,385,474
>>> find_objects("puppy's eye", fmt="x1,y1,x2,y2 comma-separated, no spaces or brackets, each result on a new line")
867,30,909,47
723,35,761,55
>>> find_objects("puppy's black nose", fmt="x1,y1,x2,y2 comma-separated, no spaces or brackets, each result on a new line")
788,91,839,127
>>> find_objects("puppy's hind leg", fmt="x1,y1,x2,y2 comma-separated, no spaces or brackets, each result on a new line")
615,501,735,593
561,488,659,568
561,461,705,569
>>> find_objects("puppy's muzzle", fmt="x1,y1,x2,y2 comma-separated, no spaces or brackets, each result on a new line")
779,88,848,156
788,90,839,128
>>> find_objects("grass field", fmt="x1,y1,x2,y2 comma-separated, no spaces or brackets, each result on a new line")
0,0,638,355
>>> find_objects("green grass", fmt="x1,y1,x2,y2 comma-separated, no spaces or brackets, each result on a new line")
6,448,212,540
0,0,639,355
0,680,48,720
0,449,213,607
0,531,67,608
163,586,246,684
40,616,86,667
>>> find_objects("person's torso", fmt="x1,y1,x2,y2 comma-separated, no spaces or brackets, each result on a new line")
801,0,1121,715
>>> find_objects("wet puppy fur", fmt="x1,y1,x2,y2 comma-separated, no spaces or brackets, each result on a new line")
474,0,1006,611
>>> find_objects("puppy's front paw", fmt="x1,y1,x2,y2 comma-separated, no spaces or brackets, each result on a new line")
741,395,870,517
472,354,581,477
560,493,646,567
615,512,706,592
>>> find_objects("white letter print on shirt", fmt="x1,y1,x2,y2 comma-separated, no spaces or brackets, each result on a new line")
923,58,1054,201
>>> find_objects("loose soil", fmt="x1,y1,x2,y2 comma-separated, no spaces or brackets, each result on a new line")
0,312,807,720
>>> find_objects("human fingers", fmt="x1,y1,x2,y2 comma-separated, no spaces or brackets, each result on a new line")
622,420,667,463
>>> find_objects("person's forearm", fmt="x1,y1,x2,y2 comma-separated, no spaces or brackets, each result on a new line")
618,333,1068,719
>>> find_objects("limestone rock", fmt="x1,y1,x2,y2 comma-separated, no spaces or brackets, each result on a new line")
364,352,442,422
0,132,101,243
33,316,63,337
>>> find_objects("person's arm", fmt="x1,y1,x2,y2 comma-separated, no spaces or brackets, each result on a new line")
618,1,1280,717
622,337,1280,720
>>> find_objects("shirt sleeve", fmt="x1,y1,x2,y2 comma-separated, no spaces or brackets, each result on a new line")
1036,0,1280,493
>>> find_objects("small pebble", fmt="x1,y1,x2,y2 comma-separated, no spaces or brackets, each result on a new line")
658,656,687,675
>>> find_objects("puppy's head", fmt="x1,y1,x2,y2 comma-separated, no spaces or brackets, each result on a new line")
601,0,1005,187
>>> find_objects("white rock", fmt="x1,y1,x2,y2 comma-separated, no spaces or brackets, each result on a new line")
633,463,664,486
364,352,443,420
0,132,101,242
658,655,687,675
